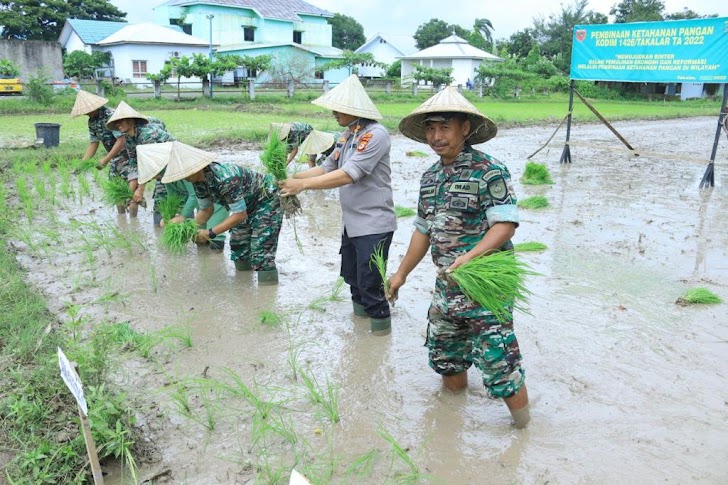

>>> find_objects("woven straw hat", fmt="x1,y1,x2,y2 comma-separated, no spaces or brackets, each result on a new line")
105,101,149,130
270,122,292,141
399,86,497,144
297,130,335,155
312,74,382,120
70,90,108,117
159,141,218,183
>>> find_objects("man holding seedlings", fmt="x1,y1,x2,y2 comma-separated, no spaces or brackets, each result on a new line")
136,141,230,251
106,101,175,226
278,74,397,335
161,151,283,285
387,87,530,428
71,91,134,215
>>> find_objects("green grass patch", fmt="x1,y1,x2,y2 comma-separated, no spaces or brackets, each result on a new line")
521,161,554,185
394,205,416,218
161,219,198,254
514,241,548,252
518,196,549,209
450,250,538,323
676,287,722,306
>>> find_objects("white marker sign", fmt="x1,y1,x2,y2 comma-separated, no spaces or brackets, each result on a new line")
57,347,88,416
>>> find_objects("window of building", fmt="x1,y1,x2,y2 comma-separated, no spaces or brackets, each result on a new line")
243,26,255,42
314,69,324,80
132,60,147,78
293,31,302,44
170,18,192,35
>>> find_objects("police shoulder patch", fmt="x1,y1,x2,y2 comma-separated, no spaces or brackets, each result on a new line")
487,177,509,201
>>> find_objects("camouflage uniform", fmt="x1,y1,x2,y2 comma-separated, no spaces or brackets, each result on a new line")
414,145,524,399
87,106,130,180
124,118,175,213
192,162,282,270
285,122,313,153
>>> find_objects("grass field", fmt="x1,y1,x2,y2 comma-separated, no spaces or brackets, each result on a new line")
0,92,722,148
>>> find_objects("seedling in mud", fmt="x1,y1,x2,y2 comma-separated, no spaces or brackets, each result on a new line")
377,426,421,480
161,220,198,254
514,241,548,252
676,287,722,306
259,309,283,327
157,193,186,223
344,449,380,478
101,176,134,206
521,161,554,185
518,196,549,210
78,174,92,198
405,150,429,158
369,241,390,298
297,365,340,423
307,278,347,311
450,250,538,324
394,205,416,218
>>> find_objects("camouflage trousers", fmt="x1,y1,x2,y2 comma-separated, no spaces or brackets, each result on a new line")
229,195,283,271
151,181,167,215
426,305,525,399
108,153,133,181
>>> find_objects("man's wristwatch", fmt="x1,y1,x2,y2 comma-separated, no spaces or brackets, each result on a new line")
208,228,216,240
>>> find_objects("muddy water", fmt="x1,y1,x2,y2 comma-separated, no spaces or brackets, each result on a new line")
15,117,728,483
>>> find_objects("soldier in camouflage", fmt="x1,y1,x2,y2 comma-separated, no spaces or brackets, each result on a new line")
162,157,283,285
106,101,175,225
271,122,317,167
389,87,530,428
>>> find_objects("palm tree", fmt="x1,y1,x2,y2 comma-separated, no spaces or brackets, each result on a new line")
473,18,495,51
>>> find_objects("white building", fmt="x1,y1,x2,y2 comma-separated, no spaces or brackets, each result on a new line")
399,34,502,88
354,33,417,78
58,19,128,54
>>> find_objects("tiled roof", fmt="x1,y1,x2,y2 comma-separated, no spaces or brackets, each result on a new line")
164,0,332,21
97,23,211,46
67,19,128,44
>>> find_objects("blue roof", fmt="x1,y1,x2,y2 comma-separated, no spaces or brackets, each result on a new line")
67,19,128,44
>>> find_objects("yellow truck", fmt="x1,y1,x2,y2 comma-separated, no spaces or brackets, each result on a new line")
0,75,23,95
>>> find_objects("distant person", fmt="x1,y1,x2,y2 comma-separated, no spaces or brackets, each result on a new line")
388,87,530,428
271,122,315,166
278,74,397,335
466,78,474,91
71,91,135,215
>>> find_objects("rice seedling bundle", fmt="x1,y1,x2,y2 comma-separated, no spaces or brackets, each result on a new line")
260,135,301,219
161,220,198,254
157,193,186,223
514,241,548,252
73,158,99,173
406,150,429,158
449,250,538,323
518,196,549,210
101,176,133,206
676,287,722,306
521,162,554,185
395,205,416,218
369,241,390,298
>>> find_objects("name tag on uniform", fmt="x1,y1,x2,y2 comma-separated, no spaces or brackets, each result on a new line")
421,186,436,198
449,181,478,195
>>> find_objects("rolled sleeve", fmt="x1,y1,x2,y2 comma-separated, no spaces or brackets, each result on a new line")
197,197,213,210
486,205,519,227
228,199,247,214
340,128,390,182
413,215,430,235
320,152,337,173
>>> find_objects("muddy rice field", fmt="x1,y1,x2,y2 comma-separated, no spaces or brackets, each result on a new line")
8,116,728,484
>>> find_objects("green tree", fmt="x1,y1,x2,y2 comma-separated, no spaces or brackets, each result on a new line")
0,59,20,77
327,13,365,51
385,60,401,79
472,18,495,51
62,50,111,79
412,65,454,89
414,18,452,49
0,0,126,41
664,8,717,20
322,51,385,76
610,0,665,23
504,29,537,59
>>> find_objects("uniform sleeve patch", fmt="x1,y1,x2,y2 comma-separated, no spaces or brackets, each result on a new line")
357,133,373,151
488,177,509,201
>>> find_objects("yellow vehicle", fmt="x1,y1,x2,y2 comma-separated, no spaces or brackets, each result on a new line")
0,75,23,95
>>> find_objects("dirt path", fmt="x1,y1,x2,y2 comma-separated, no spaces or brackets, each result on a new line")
15,117,728,483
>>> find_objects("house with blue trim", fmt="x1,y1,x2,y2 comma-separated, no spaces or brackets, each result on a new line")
152,0,347,84
58,19,129,54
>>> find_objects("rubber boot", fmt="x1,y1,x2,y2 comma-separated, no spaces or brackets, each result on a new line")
511,404,530,429
352,301,367,317
370,316,391,336
128,202,138,217
257,269,279,286
116,204,126,215
153,212,162,227
234,259,252,271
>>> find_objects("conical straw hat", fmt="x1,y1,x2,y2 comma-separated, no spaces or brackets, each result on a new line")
312,74,382,120
105,101,149,130
160,141,218,183
70,90,108,117
399,86,497,144
270,122,292,141
297,130,335,155
137,142,174,184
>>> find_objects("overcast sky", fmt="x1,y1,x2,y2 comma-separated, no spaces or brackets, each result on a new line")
112,0,727,41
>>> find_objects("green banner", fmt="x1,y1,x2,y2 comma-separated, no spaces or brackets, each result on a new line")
570,17,728,83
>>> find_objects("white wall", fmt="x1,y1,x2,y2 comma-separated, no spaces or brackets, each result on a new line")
101,44,209,87
451,58,478,87
65,32,91,53
357,39,400,78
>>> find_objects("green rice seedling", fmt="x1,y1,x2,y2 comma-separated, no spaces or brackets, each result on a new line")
150,262,158,293
156,193,186,223
15,177,34,221
41,159,53,176
378,426,419,477
297,365,340,423
78,173,91,198
450,250,538,324
405,150,429,157
101,176,133,206
518,196,549,210
73,158,98,174
307,278,347,311
59,164,74,200
32,175,47,201
369,240,389,298
395,205,416,218
514,241,548,252
47,173,57,205
676,287,722,306
161,219,198,254
329,277,345,301
157,325,193,349
260,134,288,181
259,309,283,327
168,383,192,415
344,449,380,478
521,161,554,185
93,166,107,187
